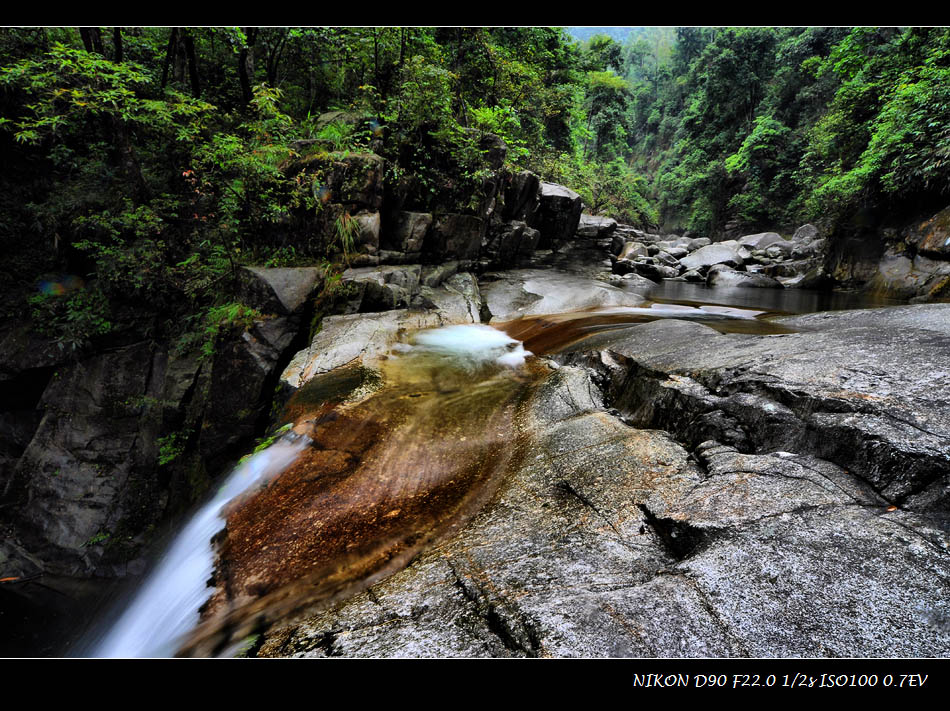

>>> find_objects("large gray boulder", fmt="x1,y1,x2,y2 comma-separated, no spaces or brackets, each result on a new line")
739,232,784,250
679,243,744,272
239,267,324,316
352,211,381,254
280,309,443,390
792,223,820,243
3,342,166,578
501,170,540,224
617,242,648,261
706,267,784,289
576,214,617,239
335,264,422,313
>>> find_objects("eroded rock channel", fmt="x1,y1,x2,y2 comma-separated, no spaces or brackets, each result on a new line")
178,250,949,658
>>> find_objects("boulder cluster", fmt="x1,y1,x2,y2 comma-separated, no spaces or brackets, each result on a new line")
290,146,585,272
600,222,828,290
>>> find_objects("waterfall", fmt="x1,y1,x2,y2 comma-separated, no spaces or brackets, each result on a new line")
82,434,309,658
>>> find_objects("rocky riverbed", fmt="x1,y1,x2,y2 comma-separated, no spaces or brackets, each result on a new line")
3,158,949,658
177,245,950,658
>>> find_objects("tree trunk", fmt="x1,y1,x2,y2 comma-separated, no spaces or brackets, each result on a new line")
113,28,123,63
238,27,258,105
182,29,201,98
161,28,179,90
110,115,149,203
79,28,104,55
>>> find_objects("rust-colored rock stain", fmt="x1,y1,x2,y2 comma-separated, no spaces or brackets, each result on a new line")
180,309,783,656
180,346,543,657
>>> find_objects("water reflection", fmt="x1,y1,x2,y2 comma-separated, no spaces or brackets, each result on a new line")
645,280,905,314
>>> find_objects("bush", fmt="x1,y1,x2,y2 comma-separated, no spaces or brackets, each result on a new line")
29,284,112,352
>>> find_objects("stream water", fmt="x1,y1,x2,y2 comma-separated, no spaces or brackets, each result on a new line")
80,264,903,657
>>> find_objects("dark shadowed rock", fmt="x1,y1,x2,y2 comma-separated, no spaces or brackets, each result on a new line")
424,214,484,261
384,211,431,254
624,261,679,281
482,220,540,267
199,317,300,461
4,342,167,577
532,182,583,250
905,204,950,258
501,171,540,224
478,132,508,170
301,152,385,211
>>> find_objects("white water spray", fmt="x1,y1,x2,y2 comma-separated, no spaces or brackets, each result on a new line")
408,324,531,370
85,434,309,658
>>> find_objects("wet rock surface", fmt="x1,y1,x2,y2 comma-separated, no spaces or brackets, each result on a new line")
574,305,950,519
479,269,647,322
256,334,950,657
237,298,950,658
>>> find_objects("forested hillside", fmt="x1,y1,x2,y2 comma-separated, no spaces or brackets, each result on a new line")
4,26,948,346
598,26,950,236
0,27,657,352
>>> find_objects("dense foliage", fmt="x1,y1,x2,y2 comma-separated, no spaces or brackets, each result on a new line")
608,26,950,234
0,26,655,353
3,26,948,354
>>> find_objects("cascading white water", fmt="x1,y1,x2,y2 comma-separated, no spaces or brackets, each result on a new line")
85,434,309,658
403,324,532,369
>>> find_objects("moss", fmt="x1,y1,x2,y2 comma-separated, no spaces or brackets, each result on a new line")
157,432,188,466
185,454,210,503
926,275,950,301
237,423,294,465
